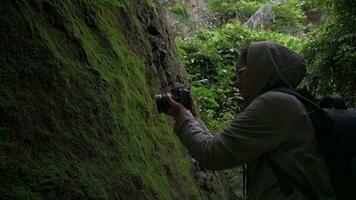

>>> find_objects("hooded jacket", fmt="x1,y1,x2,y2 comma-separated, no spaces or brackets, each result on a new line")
173,41,336,200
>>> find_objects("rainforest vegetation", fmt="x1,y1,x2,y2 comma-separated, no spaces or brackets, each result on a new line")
0,0,354,199
162,0,356,131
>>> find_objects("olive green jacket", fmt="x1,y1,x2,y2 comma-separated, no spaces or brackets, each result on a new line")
173,42,336,200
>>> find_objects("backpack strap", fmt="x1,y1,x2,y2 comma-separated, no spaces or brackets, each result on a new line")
242,163,249,198
272,87,332,135
272,87,321,111
268,87,321,200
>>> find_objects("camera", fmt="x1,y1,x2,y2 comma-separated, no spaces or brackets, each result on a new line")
155,85,192,113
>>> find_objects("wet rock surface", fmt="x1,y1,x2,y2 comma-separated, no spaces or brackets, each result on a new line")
0,0,230,199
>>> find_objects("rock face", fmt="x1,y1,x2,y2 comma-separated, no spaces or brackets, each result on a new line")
0,0,228,199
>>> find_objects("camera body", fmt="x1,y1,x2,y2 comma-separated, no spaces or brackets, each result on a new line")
155,85,192,113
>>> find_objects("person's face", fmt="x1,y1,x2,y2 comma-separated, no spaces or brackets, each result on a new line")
235,58,247,97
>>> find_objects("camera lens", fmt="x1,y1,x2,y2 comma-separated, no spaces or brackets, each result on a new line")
155,94,168,113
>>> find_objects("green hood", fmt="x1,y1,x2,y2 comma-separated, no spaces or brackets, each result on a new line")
244,41,307,105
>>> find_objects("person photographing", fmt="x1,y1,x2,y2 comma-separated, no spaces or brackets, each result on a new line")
159,41,336,200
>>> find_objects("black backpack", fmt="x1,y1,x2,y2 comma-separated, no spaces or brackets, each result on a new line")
272,88,356,200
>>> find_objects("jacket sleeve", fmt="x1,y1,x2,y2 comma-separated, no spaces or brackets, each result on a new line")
173,95,290,170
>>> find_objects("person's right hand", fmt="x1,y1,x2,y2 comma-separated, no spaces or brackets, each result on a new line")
163,93,187,119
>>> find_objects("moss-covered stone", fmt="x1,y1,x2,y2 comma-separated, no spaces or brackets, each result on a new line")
0,0,230,199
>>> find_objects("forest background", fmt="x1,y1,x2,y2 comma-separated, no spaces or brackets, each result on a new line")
161,0,355,197
162,0,355,131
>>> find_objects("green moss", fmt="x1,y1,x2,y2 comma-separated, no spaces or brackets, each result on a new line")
146,0,158,16
132,16,140,29
0,0,209,199
98,0,125,8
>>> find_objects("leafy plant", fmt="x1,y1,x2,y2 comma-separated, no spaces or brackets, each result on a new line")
270,0,306,34
236,1,265,22
302,0,356,105
168,3,189,18
207,0,265,25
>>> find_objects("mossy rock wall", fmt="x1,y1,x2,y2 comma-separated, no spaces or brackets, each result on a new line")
0,0,228,199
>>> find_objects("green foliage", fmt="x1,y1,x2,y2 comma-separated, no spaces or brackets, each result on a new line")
207,0,306,34
208,0,265,24
177,22,305,131
299,0,326,25
302,0,356,105
192,86,219,111
270,0,306,34
236,1,265,22
207,0,237,13
168,4,189,18
162,1,197,37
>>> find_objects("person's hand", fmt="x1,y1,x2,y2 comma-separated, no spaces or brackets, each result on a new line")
163,93,186,119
